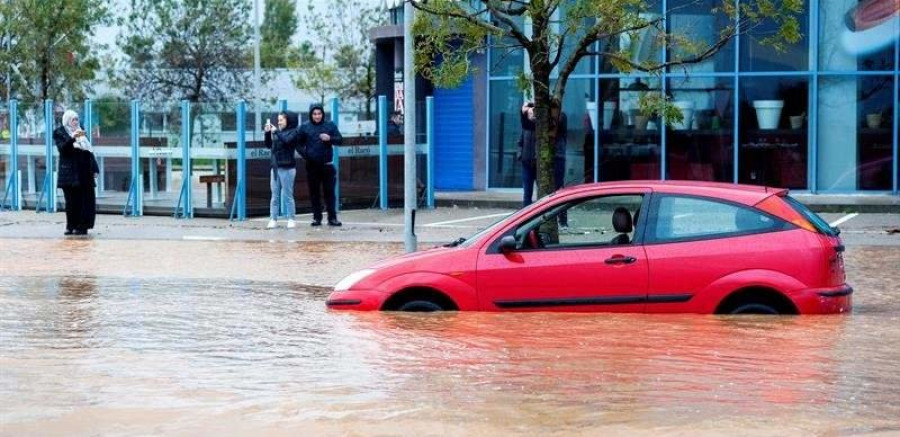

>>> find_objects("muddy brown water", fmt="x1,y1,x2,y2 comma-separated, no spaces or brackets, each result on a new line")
1,240,899,435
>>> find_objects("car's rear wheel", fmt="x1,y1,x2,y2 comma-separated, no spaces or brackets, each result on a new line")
397,300,444,312
730,303,779,315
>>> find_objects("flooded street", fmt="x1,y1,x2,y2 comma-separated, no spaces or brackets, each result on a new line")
1,240,899,435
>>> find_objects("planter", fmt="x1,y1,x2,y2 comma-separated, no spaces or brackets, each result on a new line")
671,100,695,130
752,100,784,130
866,113,882,129
789,115,804,129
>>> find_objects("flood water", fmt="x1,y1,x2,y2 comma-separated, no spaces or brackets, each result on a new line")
1,241,899,436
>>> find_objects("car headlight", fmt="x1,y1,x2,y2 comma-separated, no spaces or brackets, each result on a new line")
334,269,376,291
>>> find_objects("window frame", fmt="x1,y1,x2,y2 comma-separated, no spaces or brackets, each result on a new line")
485,192,652,254
643,193,795,245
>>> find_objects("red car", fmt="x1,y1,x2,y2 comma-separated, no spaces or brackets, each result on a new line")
326,181,851,315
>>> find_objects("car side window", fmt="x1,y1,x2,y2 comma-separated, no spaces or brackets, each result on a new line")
649,195,784,243
515,195,644,250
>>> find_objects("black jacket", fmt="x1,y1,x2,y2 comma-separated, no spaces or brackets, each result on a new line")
54,126,99,188
298,103,343,164
265,111,300,168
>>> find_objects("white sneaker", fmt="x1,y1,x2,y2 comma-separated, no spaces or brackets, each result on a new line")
266,219,277,229
286,219,296,229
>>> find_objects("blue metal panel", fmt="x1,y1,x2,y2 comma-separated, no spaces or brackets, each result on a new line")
434,79,474,190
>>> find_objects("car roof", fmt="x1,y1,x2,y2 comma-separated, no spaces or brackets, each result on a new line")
556,180,785,206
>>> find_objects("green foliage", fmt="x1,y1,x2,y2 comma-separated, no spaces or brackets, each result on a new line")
300,0,385,115
115,0,252,102
260,0,299,69
0,0,110,106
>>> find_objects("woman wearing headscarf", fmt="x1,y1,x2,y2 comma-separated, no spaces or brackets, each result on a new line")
54,110,99,236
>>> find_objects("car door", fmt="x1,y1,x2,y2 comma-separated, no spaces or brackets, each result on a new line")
476,191,651,312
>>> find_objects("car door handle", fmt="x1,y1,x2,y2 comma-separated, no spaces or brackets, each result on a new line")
605,255,637,265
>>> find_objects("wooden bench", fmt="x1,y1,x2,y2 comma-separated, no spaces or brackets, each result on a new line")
199,174,225,208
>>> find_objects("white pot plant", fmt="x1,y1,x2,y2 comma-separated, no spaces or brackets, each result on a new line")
752,98,784,130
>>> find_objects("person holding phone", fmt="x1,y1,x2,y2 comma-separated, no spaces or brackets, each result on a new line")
54,110,99,236
264,111,300,229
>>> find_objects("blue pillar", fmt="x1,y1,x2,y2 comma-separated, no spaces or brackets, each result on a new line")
331,98,341,213
125,99,142,217
175,100,192,218
278,99,288,112
426,96,434,208
39,99,56,213
231,100,247,221
11,99,19,210
378,95,388,210
3,100,20,210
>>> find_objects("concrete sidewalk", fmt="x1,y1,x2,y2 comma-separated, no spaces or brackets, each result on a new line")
1,206,898,247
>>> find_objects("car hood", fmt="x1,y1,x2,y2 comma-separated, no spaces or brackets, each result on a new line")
368,246,458,271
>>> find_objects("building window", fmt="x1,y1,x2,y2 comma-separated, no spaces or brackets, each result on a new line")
739,77,809,189
667,0,736,73
666,76,735,182
489,80,525,188
599,0,663,74
597,77,663,181
819,0,897,71
818,75,895,191
739,3,810,71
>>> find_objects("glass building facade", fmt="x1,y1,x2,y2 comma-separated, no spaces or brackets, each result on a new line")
486,0,900,194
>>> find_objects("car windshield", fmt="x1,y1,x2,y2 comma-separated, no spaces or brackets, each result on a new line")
783,196,838,236
458,213,516,248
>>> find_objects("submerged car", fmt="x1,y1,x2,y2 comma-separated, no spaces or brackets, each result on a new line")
327,181,851,314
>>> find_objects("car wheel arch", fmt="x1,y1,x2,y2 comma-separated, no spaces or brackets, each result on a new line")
376,272,477,311
381,286,459,311
699,269,807,314
715,286,799,315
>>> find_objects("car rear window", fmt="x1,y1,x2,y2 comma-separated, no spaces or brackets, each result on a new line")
782,196,838,236
649,195,786,243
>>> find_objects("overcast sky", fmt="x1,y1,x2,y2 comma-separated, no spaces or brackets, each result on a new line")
94,0,384,57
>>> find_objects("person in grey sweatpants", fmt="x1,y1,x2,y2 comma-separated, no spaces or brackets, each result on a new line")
264,111,300,228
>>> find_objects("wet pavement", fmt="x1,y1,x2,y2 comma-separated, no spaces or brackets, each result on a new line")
1,210,899,435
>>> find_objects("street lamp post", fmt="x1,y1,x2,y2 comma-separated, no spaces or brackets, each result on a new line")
403,0,417,253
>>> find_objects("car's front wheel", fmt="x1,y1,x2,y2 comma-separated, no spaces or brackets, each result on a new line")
729,303,779,315
397,300,444,312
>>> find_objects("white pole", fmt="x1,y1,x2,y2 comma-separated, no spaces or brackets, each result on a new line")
403,0,417,253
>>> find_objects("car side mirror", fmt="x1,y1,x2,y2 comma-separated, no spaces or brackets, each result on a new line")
499,235,517,253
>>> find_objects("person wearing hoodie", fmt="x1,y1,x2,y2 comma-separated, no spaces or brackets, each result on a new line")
264,111,300,229
298,103,343,227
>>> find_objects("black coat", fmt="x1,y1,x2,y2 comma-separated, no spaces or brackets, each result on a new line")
264,111,300,169
298,103,343,164
54,126,99,188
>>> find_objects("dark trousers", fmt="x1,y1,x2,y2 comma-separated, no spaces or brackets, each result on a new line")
62,186,96,231
522,159,536,207
306,161,337,221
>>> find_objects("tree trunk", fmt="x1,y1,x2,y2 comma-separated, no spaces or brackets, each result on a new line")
530,61,556,201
